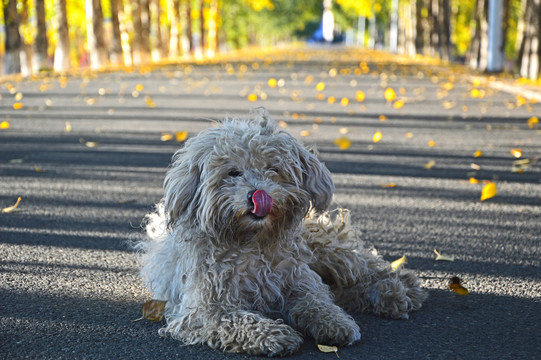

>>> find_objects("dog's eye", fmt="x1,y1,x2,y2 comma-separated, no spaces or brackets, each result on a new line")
228,169,242,177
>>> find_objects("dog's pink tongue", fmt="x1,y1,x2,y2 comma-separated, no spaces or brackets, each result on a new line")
251,190,273,217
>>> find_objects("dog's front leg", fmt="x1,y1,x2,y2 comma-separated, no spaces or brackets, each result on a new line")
287,284,361,346
206,310,303,357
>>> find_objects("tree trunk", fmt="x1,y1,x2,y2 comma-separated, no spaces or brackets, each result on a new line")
518,0,541,79
140,0,152,62
200,0,205,55
439,0,451,60
207,0,217,56
110,0,124,65
399,0,416,55
19,0,33,76
86,0,108,70
34,0,49,72
54,0,70,71
169,0,181,57
429,0,439,57
415,0,424,53
132,0,143,64
3,0,22,74
468,0,489,70
186,0,194,54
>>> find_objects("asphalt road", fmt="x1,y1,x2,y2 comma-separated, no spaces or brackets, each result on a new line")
1,46,540,360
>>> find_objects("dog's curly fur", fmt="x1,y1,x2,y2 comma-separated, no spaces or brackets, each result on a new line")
137,110,427,356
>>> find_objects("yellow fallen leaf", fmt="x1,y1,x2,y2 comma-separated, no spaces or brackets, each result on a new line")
2,197,21,213
139,300,166,322
145,96,156,108
316,82,325,91
510,148,522,158
405,132,413,138
424,160,436,170
176,131,188,142
161,133,173,141
300,130,310,137
441,82,454,91
372,131,382,143
469,177,480,184
391,255,407,271
0,121,9,129
356,90,365,102
317,344,339,357
333,137,351,150
428,140,436,147
480,182,497,201
384,87,396,102
378,115,387,122
247,93,258,102
474,150,483,158
268,78,277,88
393,99,405,109
449,276,469,295
13,102,23,110
470,88,480,98
327,96,336,104
340,97,349,106
381,183,396,188
14,92,23,101
85,141,99,148
136,83,144,92
433,249,454,261
527,116,538,129
64,121,72,132
338,127,349,135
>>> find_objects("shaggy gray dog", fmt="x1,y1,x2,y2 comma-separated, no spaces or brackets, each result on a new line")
138,110,427,356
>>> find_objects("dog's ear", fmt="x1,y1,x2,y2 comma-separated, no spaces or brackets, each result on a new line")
163,149,201,227
298,146,334,211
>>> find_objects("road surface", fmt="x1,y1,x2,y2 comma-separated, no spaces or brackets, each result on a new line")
1,47,540,359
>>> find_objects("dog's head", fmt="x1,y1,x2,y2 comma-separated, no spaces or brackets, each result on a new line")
163,110,334,243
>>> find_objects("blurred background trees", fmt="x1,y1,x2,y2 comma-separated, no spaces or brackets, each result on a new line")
0,0,539,80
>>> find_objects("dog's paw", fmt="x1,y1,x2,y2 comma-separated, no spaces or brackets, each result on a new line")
309,310,361,347
368,272,427,319
253,321,303,357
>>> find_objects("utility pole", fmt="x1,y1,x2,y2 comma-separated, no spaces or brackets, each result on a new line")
487,0,504,72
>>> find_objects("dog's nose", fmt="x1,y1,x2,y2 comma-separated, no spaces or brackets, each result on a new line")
247,190,256,204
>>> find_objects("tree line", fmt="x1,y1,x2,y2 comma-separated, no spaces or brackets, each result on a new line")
1,0,540,80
